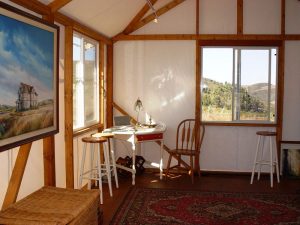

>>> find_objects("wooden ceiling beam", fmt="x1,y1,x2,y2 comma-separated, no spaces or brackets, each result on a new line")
9,0,50,15
48,0,72,13
123,0,158,35
113,34,284,41
130,0,186,34
285,34,300,40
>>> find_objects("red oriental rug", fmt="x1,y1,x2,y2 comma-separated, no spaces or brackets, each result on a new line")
110,188,300,225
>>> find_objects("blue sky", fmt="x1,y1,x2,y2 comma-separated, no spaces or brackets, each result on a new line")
0,14,55,106
202,47,277,86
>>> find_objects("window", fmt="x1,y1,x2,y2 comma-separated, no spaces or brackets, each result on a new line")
73,33,99,130
201,46,278,123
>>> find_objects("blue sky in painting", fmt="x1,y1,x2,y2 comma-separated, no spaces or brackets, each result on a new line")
0,13,54,106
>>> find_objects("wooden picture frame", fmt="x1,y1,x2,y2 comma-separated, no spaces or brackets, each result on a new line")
0,2,59,152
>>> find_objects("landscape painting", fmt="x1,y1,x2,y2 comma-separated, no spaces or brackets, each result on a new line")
0,3,59,151
282,149,300,179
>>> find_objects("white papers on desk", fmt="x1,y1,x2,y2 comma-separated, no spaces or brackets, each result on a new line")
104,125,134,133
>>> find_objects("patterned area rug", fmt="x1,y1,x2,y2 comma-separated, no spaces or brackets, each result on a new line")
110,188,300,225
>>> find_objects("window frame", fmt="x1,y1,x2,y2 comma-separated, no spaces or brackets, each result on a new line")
198,40,283,127
72,32,102,133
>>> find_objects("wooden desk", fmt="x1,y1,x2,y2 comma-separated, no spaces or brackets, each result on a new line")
104,124,166,185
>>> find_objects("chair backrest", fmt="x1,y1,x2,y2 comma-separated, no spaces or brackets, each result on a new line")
176,119,205,152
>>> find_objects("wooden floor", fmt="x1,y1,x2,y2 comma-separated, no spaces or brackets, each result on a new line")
99,171,300,225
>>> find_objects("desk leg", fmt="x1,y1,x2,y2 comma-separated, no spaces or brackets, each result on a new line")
132,142,136,185
160,140,163,180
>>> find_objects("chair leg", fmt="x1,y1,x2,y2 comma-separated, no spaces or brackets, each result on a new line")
102,143,113,197
251,136,261,184
79,143,87,188
257,136,265,181
190,155,194,184
269,137,273,188
273,138,280,183
109,139,119,188
197,156,201,177
88,144,95,189
96,143,103,204
165,154,173,179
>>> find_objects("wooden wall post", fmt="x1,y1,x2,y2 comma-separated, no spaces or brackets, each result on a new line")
195,40,201,172
237,0,243,35
43,136,56,186
2,143,32,210
196,0,199,35
42,14,56,187
99,43,105,127
195,0,201,173
106,44,114,128
64,25,74,188
281,0,285,36
278,0,285,150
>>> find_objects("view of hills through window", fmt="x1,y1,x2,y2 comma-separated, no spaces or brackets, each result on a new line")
201,47,277,123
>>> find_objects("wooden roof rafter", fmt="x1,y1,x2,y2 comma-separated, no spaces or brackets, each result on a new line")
123,0,158,35
113,0,186,41
48,0,72,13
132,0,186,32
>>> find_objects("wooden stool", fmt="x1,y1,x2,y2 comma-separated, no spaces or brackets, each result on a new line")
92,132,119,189
250,131,280,187
79,136,112,204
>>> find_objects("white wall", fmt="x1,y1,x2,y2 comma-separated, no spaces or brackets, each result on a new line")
114,0,299,172
244,0,281,34
114,40,195,166
199,0,237,34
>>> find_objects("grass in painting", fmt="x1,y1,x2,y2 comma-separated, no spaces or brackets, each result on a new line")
0,103,53,139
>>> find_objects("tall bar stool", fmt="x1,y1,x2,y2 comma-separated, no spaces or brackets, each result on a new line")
91,132,119,189
79,136,112,204
250,131,280,187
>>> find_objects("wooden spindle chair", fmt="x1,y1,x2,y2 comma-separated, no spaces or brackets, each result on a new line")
165,119,205,183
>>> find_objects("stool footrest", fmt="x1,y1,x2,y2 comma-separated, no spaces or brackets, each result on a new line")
255,161,278,165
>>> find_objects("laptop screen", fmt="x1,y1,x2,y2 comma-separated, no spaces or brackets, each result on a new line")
114,116,131,126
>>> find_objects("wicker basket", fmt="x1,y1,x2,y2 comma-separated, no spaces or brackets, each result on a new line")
0,186,102,225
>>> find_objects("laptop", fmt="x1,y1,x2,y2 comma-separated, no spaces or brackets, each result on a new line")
114,115,131,126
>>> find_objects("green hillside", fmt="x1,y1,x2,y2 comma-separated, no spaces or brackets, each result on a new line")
202,78,273,114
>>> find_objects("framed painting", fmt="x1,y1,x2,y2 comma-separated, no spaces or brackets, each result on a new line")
0,2,59,152
281,148,300,179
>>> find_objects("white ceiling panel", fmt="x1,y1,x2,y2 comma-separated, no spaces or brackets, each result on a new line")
41,0,145,37
38,0,187,37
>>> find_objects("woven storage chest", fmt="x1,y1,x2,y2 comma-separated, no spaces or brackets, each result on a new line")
0,186,102,225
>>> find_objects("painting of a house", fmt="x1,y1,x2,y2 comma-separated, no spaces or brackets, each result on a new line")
16,82,38,112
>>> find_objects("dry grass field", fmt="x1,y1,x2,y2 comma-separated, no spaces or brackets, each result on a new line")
0,103,53,139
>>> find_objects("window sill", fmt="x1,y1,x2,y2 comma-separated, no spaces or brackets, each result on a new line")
73,123,104,137
202,122,277,127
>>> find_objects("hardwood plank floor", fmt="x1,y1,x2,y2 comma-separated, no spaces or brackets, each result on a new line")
99,171,300,225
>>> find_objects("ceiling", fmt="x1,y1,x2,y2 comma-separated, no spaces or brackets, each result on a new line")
38,0,173,38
